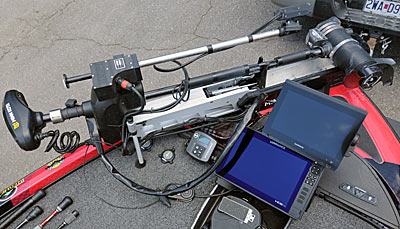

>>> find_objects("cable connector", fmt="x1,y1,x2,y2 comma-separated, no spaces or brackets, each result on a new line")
14,206,43,229
56,210,79,229
116,78,134,91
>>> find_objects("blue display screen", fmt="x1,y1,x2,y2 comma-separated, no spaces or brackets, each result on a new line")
216,128,311,213
199,135,210,145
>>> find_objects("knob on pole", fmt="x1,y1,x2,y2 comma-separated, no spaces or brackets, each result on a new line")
62,73,92,89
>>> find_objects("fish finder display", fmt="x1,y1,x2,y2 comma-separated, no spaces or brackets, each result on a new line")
216,128,312,213
263,80,367,169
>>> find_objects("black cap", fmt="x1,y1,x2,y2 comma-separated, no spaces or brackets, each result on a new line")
30,190,46,203
71,210,79,217
58,196,73,211
26,206,43,221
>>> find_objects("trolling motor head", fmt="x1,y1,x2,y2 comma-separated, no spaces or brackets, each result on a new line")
2,90,46,150
1,55,144,151
3,90,94,151
306,17,393,89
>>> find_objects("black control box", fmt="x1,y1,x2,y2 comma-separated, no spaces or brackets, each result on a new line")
90,54,143,101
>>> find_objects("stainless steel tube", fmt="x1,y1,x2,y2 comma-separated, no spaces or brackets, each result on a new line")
138,29,280,67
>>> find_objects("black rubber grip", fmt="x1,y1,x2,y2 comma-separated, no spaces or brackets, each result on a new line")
58,196,73,211
188,65,250,88
275,50,312,65
31,190,46,202
60,101,93,120
25,206,43,221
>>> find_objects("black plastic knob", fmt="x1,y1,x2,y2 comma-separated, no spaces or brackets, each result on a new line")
63,74,70,89
58,196,73,211
350,134,360,147
26,206,43,221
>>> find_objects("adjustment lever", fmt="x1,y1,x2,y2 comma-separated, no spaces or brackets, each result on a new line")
63,73,92,89
132,134,146,168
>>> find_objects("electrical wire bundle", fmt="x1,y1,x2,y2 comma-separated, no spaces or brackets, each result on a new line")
120,59,194,148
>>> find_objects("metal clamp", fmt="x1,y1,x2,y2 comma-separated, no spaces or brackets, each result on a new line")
329,38,357,58
49,110,63,124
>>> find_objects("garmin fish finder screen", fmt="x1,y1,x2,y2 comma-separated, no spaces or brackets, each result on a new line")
216,128,311,213
263,80,367,169
269,89,355,159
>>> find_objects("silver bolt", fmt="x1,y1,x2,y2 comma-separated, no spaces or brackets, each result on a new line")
106,67,109,70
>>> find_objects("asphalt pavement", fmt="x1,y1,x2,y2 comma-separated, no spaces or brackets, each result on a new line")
0,0,399,220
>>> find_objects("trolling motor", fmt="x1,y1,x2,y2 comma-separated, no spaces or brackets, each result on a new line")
3,12,304,153
2,12,395,197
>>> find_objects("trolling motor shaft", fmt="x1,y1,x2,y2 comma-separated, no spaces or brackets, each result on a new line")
62,22,300,88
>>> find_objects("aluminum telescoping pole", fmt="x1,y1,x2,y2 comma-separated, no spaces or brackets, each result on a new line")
138,29,281,68
61,28,284,88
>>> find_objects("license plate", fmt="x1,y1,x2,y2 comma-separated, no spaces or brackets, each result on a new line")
363,0,400,19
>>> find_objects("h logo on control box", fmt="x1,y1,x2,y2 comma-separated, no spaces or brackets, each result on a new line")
114,58,126,70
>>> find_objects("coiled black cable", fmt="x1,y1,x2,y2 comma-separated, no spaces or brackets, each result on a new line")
38,130,81,154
